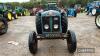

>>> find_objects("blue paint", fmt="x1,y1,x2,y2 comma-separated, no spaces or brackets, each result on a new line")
41,10,61,16
86,1,100,15
67,8,76,17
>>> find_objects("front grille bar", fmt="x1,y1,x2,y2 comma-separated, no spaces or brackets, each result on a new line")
37,33,70,40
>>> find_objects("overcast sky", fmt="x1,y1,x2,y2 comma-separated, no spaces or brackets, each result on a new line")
0,0,30,3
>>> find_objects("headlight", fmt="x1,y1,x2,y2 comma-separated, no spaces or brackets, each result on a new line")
85,9,87,11
92,9,96,15
54,24,58,29
54,17,58,20
44,24,49,29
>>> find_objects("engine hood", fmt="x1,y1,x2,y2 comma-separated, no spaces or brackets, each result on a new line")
41,10,61,16
68,8,76,11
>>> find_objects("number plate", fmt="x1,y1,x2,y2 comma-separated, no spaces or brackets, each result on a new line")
44,33,64,37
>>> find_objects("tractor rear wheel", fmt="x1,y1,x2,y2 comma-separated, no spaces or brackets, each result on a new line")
36,15,42,34
4,12,12,21
0,17,8,35
61,13,68,33
14,14,18,19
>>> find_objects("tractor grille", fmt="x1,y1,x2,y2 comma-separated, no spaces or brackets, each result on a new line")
42,16,61,32
42,16,50,32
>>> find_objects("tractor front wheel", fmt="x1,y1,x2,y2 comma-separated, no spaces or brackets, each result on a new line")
14,14,18,19
28,31,38,54
67,30,77,53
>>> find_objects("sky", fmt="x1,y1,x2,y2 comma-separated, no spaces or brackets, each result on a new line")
0,0,30,3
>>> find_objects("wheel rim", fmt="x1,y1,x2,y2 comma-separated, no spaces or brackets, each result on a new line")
92,9,96,15
21,13,22,16
85,9,87,11
96,15,100,26
24,11,26,15
16,14,18,18
8,13,12,20
0,21,5,30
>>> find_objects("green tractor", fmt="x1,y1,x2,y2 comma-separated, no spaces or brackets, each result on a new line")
15,6,28,16
0,3,13,21
24,9,30,16
28,3,77,54
6,4,18,19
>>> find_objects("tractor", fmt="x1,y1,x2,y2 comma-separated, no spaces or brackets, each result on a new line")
28,3,77,54
6,4,18,19
0,3,13,21
67,4,77,17
15,6,27,16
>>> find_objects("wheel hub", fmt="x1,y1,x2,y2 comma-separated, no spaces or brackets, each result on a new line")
21,13,22,16
24,11,26,15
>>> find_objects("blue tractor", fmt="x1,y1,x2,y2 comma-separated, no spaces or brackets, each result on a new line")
28,3,77,54
67,4,77,17
67,8,77,17
87,1,100,15
91,1,100,16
